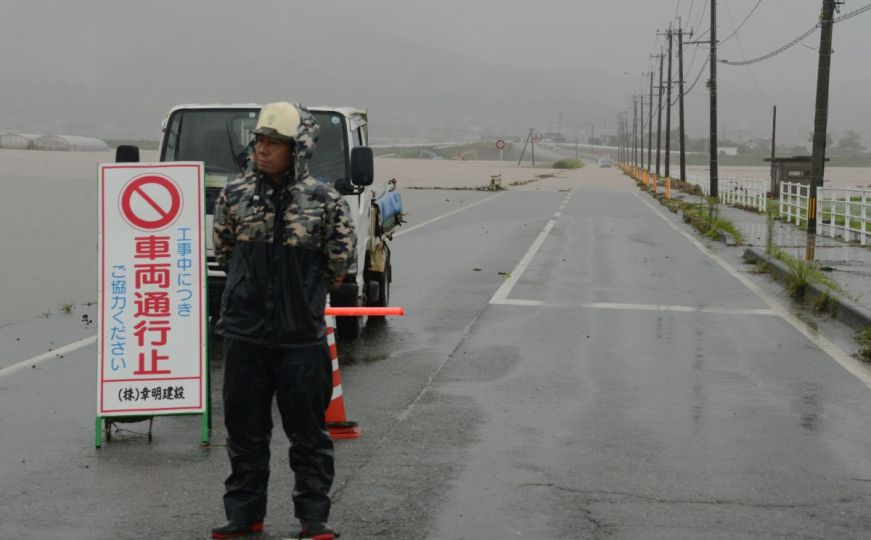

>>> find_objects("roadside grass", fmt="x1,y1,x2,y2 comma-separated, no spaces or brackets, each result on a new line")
687,197,744,244
749,261,769,274
552,158,584,170
669,178,704,196
858,327,871,361
767,246,842,299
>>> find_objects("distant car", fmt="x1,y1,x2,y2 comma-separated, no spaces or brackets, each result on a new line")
598,159,613,168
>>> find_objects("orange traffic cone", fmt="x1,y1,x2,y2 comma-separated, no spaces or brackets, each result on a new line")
324,316,361,440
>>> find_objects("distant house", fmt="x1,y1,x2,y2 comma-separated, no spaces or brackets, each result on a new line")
718,146,739,156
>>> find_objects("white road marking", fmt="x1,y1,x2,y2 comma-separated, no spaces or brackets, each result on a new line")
489,219,558,304
491,298,777,316
633,191,871,389
0,335,97,380
393,192,506,238
491,298,545,307
489,192,572,304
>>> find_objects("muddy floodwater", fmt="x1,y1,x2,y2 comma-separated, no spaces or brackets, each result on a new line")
1,148,869,326
685,164,871,189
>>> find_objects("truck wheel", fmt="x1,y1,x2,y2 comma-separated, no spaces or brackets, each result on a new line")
336,315,360,342
369,255,391,319
330,284,361,342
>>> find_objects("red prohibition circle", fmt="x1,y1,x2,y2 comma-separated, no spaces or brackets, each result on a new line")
495,139,506,149
119,175,183,231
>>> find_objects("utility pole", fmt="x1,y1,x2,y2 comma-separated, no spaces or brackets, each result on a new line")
655,51,664,177
531,128,536,166
664,23,674,179
648,70,654,172
621,115,627,164
633,97,639,169
770,105,777,193
517,128,535,166
640,88,645,172
709,0,719,197
807,0,840,260
617,115,623,163
678,20,690,182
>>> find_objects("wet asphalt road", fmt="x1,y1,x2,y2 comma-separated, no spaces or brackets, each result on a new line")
3,166,871,539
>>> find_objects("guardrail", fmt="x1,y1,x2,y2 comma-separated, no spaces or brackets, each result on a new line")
779,182,870,245
684,175,768,212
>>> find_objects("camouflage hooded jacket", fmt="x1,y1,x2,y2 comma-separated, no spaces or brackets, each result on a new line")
213,170,355,346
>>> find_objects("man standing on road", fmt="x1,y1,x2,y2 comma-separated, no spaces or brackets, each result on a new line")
211,102,355,540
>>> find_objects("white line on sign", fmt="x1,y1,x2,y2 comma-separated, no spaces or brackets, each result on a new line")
0,335,97,380
633,191,871,389
393,192,505,238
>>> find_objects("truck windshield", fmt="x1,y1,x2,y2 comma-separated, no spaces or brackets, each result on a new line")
308,111,348,184
162,109,257,175
162,108,349,213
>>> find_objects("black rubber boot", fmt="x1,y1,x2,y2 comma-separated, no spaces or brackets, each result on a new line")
288,520,339,540
210,519,264,539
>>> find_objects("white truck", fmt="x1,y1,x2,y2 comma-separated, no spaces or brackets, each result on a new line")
149,103,400,340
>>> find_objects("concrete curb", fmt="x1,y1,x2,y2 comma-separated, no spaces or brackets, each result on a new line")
743,247,871,333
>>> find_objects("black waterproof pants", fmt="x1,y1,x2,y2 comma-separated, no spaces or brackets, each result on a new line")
221,338,335,523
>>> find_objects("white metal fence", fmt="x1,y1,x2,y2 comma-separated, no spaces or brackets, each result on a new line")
780,182,810,227
684,175,768,212
779,181,870,246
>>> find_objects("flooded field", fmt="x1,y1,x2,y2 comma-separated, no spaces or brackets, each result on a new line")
686,165,871,189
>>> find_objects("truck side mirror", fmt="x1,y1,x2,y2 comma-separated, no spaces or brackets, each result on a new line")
350,146,374,186
115,145,140,163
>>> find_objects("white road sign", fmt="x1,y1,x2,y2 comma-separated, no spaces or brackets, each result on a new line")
97,162,207,416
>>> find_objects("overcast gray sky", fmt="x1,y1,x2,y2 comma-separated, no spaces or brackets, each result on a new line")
2,0,869,145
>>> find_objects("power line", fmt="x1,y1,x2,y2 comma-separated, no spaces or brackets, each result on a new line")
720,0,764,45
673,58,708,106
835,1,871,21
721,2,871,66
694,0,708,33
721,23,817,65
723,0,772,106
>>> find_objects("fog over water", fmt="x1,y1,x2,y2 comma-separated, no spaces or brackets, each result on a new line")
2,1,870,145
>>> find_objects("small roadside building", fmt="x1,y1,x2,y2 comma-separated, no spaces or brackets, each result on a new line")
763,156,829,196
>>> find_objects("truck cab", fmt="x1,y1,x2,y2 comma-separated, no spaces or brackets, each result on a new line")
157,103,397,340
